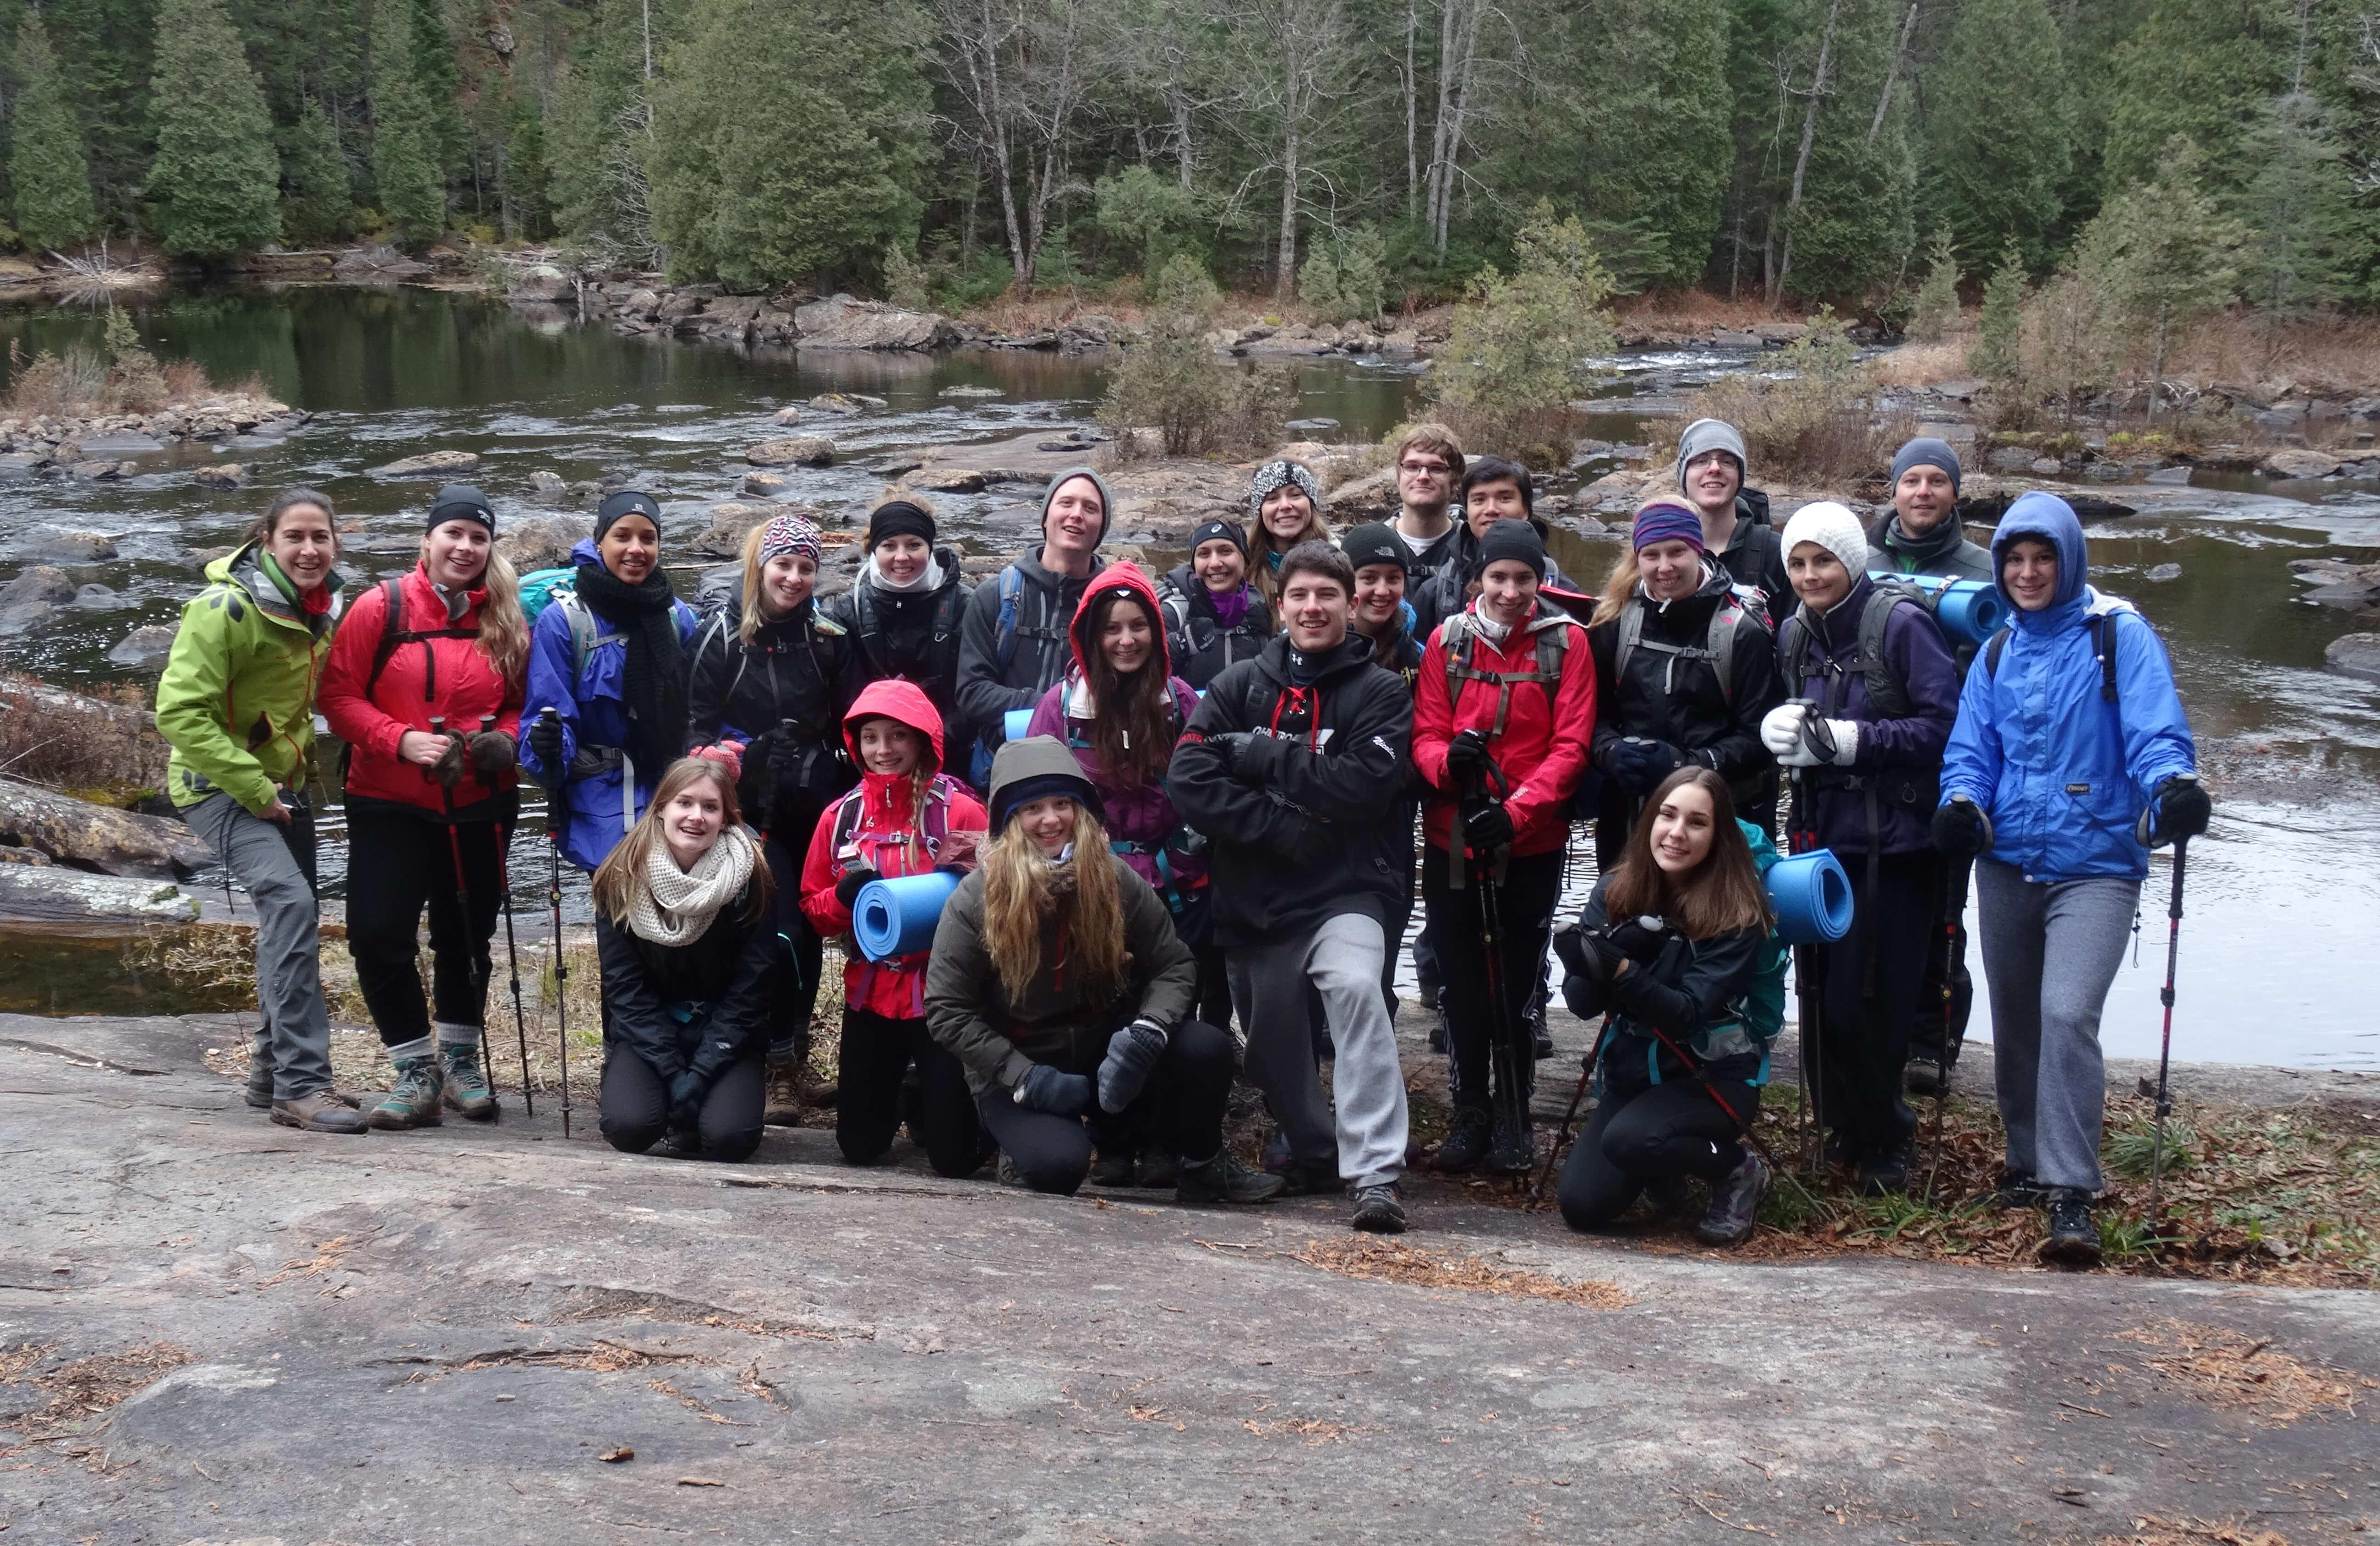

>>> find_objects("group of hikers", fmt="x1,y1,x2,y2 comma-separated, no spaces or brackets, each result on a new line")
152,418,2205,1267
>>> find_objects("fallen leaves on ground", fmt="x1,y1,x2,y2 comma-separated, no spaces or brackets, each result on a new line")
0,1340,191,1445
2098,1516,2292,1546
404,1339,713,1386
1242,1417,1373,1444
1291,1236,1632,1309
596,1445,634,1462
2112,1320,2366,1427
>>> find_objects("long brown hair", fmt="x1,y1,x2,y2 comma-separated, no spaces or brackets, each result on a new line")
1602,767,1773,940
978,801,1127,1005
1249,498,1330,620
414,538,530,682
590,758,774,925
1079,586,1175,787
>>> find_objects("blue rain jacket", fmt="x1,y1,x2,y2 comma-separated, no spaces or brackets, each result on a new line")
520,538,701,871
1938,493,2196,882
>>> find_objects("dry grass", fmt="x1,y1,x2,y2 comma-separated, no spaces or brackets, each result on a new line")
0,674,167,803
1290,1236,1632,1309
1872,335,1977,388
1613,291,1801,329
2112,1319,2369,1428
2166,311,2380,397
0,1340,191,1445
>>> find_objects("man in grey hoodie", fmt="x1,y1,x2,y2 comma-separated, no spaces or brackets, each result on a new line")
954,467,1110,785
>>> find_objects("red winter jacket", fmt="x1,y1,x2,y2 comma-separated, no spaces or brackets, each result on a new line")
800,678,989,1019
1412,599,1596,861
319,565,525,814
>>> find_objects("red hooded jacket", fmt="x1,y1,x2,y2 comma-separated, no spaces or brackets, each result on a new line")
1412,597,1596,860
319,565,525,815
800,678,988,1019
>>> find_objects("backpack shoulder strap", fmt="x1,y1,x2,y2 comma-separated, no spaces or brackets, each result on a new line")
1855,587,1915,719
1985,626,2012,679
1613,601,1645,684
1707,599,1740,708
991,565,1025,671
362,577,408,698
2090,612,2120,706
554,592,610,679
1532,618,1570,698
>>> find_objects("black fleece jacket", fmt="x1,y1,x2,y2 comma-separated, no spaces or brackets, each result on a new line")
1560,874,1765,1090
595,880,782,1083
1586,564,1782,807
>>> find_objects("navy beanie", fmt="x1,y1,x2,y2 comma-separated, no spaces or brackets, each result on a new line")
1891,437,1963,496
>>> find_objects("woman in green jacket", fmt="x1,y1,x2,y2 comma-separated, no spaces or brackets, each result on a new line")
156,488,364,1134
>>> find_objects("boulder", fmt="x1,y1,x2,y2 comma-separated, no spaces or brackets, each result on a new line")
526,468,567,496
2146,563,2183,583
745,436,834,468
21,529,118,562
2263,448,2343,479
371,449,481,477
67,459,132,481
806,393,876,416
906,467,989,494
75,585,130,610
681,504,773,559
0,566,77,635
0,844,51,866
106,623,178,667
938,384,1004,399
1986,446,2037,473
2144,465,2194,485
2324,633,2380,683
0,779,211,878
508,263,574,303
332,244,431,282
495,514,594,574
741,471,793,498
191,462,247,490
792,294,959,351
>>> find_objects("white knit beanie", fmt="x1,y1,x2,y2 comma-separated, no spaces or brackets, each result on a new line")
1780,500,1869,578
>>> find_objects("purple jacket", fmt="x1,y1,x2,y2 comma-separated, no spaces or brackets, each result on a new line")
1776,575,1959,857
1027,672,1205,890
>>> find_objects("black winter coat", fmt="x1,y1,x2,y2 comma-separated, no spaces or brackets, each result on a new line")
685,599,855,836
1168,633,1414,947
596,880,782,1083
1712,488,1791,628
1559,874,1767,1095
827,549,969,733
1157,564,1273,690
1410,516,1579,641
1587,564,1782,816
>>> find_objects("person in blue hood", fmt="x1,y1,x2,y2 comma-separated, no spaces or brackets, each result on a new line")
522,493,703,871
1935,490,2204,1267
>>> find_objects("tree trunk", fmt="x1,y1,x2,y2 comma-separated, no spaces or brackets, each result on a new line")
2148,300,2169,426
1423,0,1459,261
1431,0,1482,259
1404,0,1419,222
1276,101,1301,303
1770,0,1842,306
1869,1,1918,143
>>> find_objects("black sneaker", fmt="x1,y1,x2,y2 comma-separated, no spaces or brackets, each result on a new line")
1694,1152,1772,1247
1177,1153,1286,1205
1427,991,1451,1055
244,1060,275,1110
2041,1189,2103,1267
1269,1156,1346,1196
1857,1140,1913,1196
1431,1107,1492,1172
1350,1183,1408,1233
1905,1059,1946,1098
1486,1107,1535,1175
1089,1152,1135,1188
1529,1002,1554,1060
1134,1154,1179,1189
1993,1171,2049,1210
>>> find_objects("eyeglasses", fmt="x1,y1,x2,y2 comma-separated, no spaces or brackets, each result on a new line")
1686,451,1737,472
1399,459,1450,475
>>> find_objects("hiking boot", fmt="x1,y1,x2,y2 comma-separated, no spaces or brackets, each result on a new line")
1528,1002,1554,1060
1641,1173,1690,1216
1905,1058,1948,1098
996,1150,1025,1188
1694,1151,1772,1247
1431,1107,1492,1173
271,1090,369,1134
439,1041,498,1121
1350,1183,1408,1233
1993,1171,2049,1210
1134,1154,1179,1189
2041,1189,2103,1268
797,1064,840,1109
369,1056,444,1130
1269,1156,1345,1196
1857,1140,1913,1196
1089,1151,1136,1188
1486,1107,1535,1175
762,1053,804,1126
1177,1152,1286,1205
1427,991,1451,1055
243,1058,275,1109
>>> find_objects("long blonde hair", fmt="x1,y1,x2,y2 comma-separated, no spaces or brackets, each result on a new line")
591,758,773,926
416,539,531,681
978,802,1126,1005
734,515,835,645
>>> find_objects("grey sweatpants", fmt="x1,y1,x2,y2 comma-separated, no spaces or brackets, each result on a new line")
1230,913,1409,1191
1975,859,2141,1193
184,792,335,1102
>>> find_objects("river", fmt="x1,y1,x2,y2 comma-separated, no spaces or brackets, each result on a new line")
1,284,2375,1072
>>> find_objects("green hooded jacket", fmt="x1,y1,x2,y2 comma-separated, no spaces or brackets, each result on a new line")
156,542,347,813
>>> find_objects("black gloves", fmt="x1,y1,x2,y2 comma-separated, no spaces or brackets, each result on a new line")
1463,802,1515,854
1016,1064,1092,1116
1608,915,1671,965
466,728,516,779
666,1068,707,1132
2141,774,2209,846
1097,1019,1169,1113
1932,795,1993,858
527,712,565,773
1444,728,1491,790
428,731,466,789
1199,729,1261,773
1608,737,1679,796
834,867,881,909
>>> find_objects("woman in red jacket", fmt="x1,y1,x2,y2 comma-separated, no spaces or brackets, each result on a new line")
317,484,528,1130
799,679,990,1170
1411,520,1595,1175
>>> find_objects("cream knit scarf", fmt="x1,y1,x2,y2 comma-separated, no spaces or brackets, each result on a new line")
627,825,757,947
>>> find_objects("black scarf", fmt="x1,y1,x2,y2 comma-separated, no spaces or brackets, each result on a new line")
574,559,687,776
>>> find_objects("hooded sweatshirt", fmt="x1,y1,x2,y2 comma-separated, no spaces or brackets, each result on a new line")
158,541,347,813
799,678,989,1018
954,469,1113,766
1412,595,1597,860
1024,563,1204,891
1939,492,2196,882
1865,508,1993,582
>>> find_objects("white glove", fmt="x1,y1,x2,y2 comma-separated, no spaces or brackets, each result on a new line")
1760,703,1809,762
1812,718,1860,767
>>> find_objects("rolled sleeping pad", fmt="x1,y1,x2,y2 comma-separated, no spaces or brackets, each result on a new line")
1004,707,1033,743
1766,848,1853,945
852,870,963,962
1869,570,2008,649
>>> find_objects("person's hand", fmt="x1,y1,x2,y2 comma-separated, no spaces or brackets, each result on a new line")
257,796,293,826
466,728,516,779
1016,1064,1092,1116
2141,774,2210,846
1609,915,1669,964
1609,737,1679,795
1555,923,1628,984
1762,702,1820,767
1200,730,1259,772
834,867,881,909
1096,1019,1169,1114
1444,728,1491,788
1464,802,1514,854
936,829,983,874
429,731,466,789
667,1069,707,1131
1932,795,1993,857
527,712,566,772
398,730,447,768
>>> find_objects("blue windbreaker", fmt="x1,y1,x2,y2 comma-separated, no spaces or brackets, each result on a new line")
520,538,701,871
1938,493,2195,882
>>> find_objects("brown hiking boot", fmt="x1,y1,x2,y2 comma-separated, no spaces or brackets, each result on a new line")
271,1090,370,1134
797,1063,838,1109
763,1053,804,1126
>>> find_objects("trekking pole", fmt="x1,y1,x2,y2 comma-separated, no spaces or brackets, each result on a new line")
1924,861,1960,1199
1786,762,1824,1181
1636,1014,1829,1218
2146,836,2189,1223
484,715,533,1117
432,717,500,1118
540,707,574,1138
1530,1015,1609,1204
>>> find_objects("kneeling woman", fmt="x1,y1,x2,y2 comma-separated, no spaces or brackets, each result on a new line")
1554,767,1780,1246
592,758,781,1161
925,739,1281,1203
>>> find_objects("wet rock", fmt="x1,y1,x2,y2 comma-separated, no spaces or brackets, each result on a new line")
793,294,958,351
332,244,431,282
508,264,574,303
741,471,793,498
0,865,199,923
808,392,885,415
191,463,247,490
2324,633,2380,683
0,779,210,877
2263,448,2343,479
75,431,164,454
0,566,77,633
2146,563,2183,583
1285,418,1342,434
0,451,49,479
75,584,130,609
526,469,567,497
681,504,772,559
938,384,1004,399
2029,457,2063,476
745,436,834,468
0,844,51,865
106,623,178,666
2144,466,2194,485
67,459,135,481
906,467,988,493
22,529,118,562
494,514,593,574
372,449,481,477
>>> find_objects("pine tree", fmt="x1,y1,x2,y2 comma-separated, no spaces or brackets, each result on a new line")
7,14,102,252
501,91,549,241
2102,0,2286,197
646,0,929,289
2095,137,2243,422
280,97,353,243
1924,0,2071,269
1908,228,1961,340
1772,0,1917,301
145,0,282,255
545,0,682,258
369,0,444,240
2235,0,2349,346
44,0,158,232
1969,238,2026,388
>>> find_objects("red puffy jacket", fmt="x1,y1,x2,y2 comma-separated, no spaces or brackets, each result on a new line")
319,566,524,813
1411,599,1596,860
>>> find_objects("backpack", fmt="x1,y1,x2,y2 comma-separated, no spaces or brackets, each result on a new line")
360,576,479,700
852,574,964,681
1438,610,1573,738
516,566,618,682
1612,591,1757,706
970,564,1069,786
1982,609,2122,709
1738,821,1792,1049
1775,576,1949,720
828,773,965,873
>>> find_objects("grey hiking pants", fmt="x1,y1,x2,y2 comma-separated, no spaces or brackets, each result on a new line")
184,792,336,1103
1229,913,1409,1191
1975,859,2141,1193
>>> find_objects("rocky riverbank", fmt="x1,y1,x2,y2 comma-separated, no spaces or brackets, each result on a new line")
0,393,302,483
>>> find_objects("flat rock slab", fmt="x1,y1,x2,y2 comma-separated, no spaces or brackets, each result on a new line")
371,449,482,477
2325,632,2380,683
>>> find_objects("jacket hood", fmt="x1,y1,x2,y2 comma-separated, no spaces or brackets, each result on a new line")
569,535,601,568
1992,491,2088,626
1253,630,1375,685
1040,465,1116,545
854,543,959,599
213,539,346,627
1067,561,1172,682
842,677,946,774
986,733,1103,828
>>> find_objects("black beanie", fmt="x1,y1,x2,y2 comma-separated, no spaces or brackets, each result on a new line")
595,490,662,542
429,483,495,533
1476,519,1546,577
1190,518,1248,559
867,499,937,550
1339,521,1408,575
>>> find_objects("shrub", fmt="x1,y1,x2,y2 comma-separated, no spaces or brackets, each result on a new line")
1299,225,1388,325
1100,254,1292,458
884,242,932,311
1427,203,1617,457
103,308,167,411
1909,229,1961,342
1678,309,1905,485
4,345,106,415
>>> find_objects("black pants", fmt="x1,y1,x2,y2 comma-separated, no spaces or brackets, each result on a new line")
1810,850,1942,1163
346,806,509,1047
972,1019,1235,1195
762,824,828,1060
1423,846,1562,1117
1906,852,1974,1069
836,1008,985,1172
1558,1076,1754,1230
598,1048,765,1162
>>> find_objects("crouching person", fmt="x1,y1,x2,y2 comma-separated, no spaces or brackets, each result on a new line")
925,739,1280,1204
1553,768,1785,1247
592,758,779,1162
